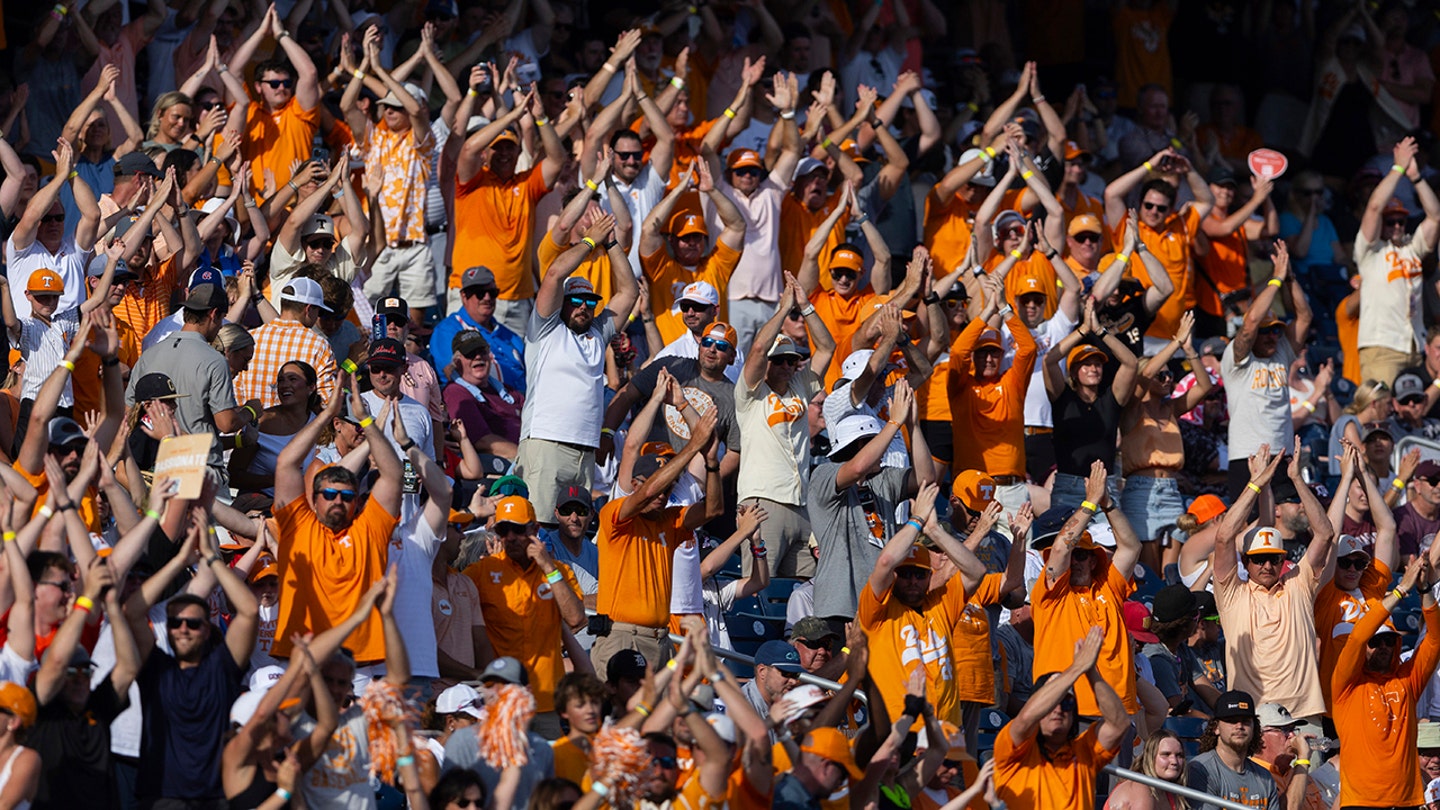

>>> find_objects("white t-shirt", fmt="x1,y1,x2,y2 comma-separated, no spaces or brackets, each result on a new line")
702,578,739,651
520,307,618,447
598,165,667,273
1012,311,1079,428
5,234,91,320
389,515,443,679
248,601,282,675
735,369,821,505
1221,340,1297,459
298,707,375,809
670,534,704,615
0,643,35,687
1356,230,1432,353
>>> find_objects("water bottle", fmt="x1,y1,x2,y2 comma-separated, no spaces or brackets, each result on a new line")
1310,736,1337,753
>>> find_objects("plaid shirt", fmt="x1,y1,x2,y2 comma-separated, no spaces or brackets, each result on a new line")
233,318,338,408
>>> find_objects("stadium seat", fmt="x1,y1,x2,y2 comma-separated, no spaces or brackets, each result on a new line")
1164,716,1207,740
760,578,802,616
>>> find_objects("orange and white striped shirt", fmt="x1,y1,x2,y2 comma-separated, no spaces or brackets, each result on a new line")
233,318,338,408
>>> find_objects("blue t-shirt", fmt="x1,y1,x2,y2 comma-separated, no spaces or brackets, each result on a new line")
1277,211,1340,274
136,638,244,801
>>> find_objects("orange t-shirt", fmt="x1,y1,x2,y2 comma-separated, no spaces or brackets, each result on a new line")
642,241,742,344
551,734,592,786
924,192,976,277
1112,4,1174,107
858,571,969,727
983,251,1058,320
725,765,772,810
781,192,849,291
243,97,321,192
1314,558,1391,712
73,317,139,422
452,166,551,300
114,253,180,342
1253,757,1327,810
1333,603,1440,807
1114,209,1202,338
951,573,1005,705
1196,213,1250,317
1337,292,1361,385
272,495,397,663
675,769,726,810
993,722,1118,810
464,551,581,713
14,462,101,534
918,355,952,425
1031,558,1139,715
948,314,1036,479
809,287,879,391
538,232,616,310
595,497,688,628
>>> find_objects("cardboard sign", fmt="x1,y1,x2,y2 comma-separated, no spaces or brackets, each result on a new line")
153,434,214,499
1248,148,1288,180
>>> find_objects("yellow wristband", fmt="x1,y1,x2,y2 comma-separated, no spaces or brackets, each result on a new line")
145,509,161,520
1268,278,1283,288
1021,170,1034,180
38,506,53,520
340,358,358,374
466,88,478,98
723,107,736,119
359,416,374,428
1116,253,1130,265
966,102,979,113
353,70,365,80
1009,249,1023,259
1,532,13,542
983,146,996,159
67,171,78,180
1301,401,1315,413
1081,500,1098,513
536,117,549,127
1170,137,1184,149
1394,588,1408,599
670,77,685,89
635,704,651,717
1143,161,1154,172
1394,477,1406,490
1433,378,1440,391
1292,759,1311,768
60,360,75,372
841,646,851,654
581,237,598,250
584,179,599,191
821,137,833,149
74,596,94,613
1393,163,1406,174
666,660,678,670
1246,482,1261,494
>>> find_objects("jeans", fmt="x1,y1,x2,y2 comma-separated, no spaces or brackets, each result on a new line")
1119,475,1185,543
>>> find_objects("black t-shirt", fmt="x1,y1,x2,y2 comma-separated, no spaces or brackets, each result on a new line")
136,641,244,802
1051,387,1122,476
31,678,129,809
1098,284,1152,361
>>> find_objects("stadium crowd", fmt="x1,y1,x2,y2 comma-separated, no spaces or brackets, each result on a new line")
8,0,1440,808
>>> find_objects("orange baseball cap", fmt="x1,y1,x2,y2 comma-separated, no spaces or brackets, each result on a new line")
897,544,932,572
975,330,1002,350
1068,214,1103,237
449,509,476,526
1067,344,1107,372
800,727,866,780
247,554,278,584
27,269,63,294
726,149,764,170
951,470,997,512
493,496,536,527
701,321,738,347
638,441,677,459
1187,494,1226,526
838,139,868,163
1063,140,1091,161
829,247,864,272
669,211,708,238
0,682,35,729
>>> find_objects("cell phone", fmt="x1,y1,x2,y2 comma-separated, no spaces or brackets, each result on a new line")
474,67,493,95
372,313,386,343
311,146,330,166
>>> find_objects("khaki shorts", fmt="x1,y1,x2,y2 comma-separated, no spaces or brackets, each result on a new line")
515,438,594,520
740,498,816,578
363,242,436,308
589,622,673,680
493,298,534,336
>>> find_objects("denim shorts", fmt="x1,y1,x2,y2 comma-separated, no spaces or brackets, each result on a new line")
1119,475,1185,543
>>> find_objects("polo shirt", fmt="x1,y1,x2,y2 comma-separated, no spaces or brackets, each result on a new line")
429,308,526,390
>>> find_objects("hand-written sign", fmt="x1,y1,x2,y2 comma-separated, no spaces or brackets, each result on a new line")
153,434,214,499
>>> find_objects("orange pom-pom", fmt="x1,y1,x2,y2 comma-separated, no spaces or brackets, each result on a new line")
475,683,536,769
360,679,417,783
591,723,658,806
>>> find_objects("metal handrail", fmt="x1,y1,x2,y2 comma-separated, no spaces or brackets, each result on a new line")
668,632,867,703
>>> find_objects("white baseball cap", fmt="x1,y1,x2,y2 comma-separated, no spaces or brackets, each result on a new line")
248,665,286,693
435,684,484,720
278,277,333,312
677,281,719,307
705,712,736,744
1241,526,1285,556
770,683,830,726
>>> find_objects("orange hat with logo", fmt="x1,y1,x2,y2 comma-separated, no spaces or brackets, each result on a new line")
670,211,709,238
493,496,536,527
952,470,997,512
1242,526,1284,555
897,544,932,572
247,554,278,584
1187,494,1226,526
829,246,864,272
1063,140,1091,161
800,727,866,780
1068,214,1103,237
28,269,63,294
0,682,35,728
726,149,764,170
975,329,1003,351
701,321,738,347
838,139,868,163
1067,344,1108,373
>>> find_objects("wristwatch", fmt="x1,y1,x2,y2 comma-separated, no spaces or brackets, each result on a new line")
922,292,940,306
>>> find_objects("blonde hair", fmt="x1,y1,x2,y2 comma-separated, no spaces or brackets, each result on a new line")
146,92,194,141
1139,730,1190,810
1344,378,1391,415
211,323,255,354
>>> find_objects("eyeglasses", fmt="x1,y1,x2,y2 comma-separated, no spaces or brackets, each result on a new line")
1369,634,1400,648
794,637,833,650
260,78,296,89
700,337,734,353
1142,201,1170,213
831,268,858,281
566,296,597,309
1336,555,1369,570
614,150,644,162
317,488,357,503
557,504,590,517
1073,232,1100,244
1248,554,1286,568
40,213,65,224
678,301,713,313
38,580,73,593
167,616,206,630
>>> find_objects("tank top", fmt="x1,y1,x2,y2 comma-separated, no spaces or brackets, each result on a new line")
0,746,30,810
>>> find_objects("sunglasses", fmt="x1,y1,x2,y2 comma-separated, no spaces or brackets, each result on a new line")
167,616,206,630
896,567,929,580
38,578,74,594
1073,232,1101,244
463,350,492,361
733,166,763,177
566,296,597,309
450,801,481,810
1336,555,1369,570
700,337,734,353
786,309,805,320
317,488,357,503
466,287,499,299
772,354,807,366
198,99,222,110
1259,325,1285,336
941,759,967,769
831,268,858,281
1402,395,1427,406
305,239,336,250
65,664,95,678
1385,218,1408,228
794,637,834,650
1155,370,1174,383
614,150,644,162
678,301,713,313
557,504,590,517
1142,201,1170,213
1249,554,1286,568
1369,634,1400,647
495,522,527,535
40,213,65,224
1071,548,1094,562
1418,476,1440,486
260,78,296,88
655,756,678,769
944,297,967,310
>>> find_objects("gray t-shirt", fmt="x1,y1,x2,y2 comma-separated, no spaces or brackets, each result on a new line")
629,357,743,452
127,329,238,473
1220,340,1297,459
1186,749,1281,810
442,728,555,810
807,463,909,621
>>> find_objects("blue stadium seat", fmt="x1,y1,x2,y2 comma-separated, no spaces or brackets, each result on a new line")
760,578,802,616
1164,716,1207,739
728,612,786,645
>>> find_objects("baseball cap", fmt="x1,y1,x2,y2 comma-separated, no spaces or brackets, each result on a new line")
562,277,602,302
794,156,828,179
1256,702,1299,730
1362,421,1394,443
1195,591,1219,621
1207,165,1239,187
790,616,839,644
181,284,228,311
1199,336,1229,358
1063,140,1091,161
134,373,186,402
838,138,868,163
689,683,717,714
486,474,529,498
799,727,865,781
556,485,590,509
1067,344,1107,371
607,649,649,682
1420,721,1440,750
279,278,332,312
1335,534,1370,561
435,684,485,720
1186,494,1226,526
1395,372,1427,402
830,246,864,272
490,129,520,147
188,266,224,290
452,330,489,358
1068,214,1103,237
700,322,737,348
378,81,427,107
755,640,804,673
974,329,1003,351
493,496,536,527
1241,526,1285,556
115,151,163,178
669,211,709,239
247,553,278,584
828,414,884,458
677,281,719,307
27,269,63,294
992,210,1026,240
705,712,736,744
301,214,336,239
249,665,286,693
480,656,528,686
376,297,408,320
1269,477,1302,505
951,470,997,513
771,684,830,726
726,149,764,170
768,334,810,359
896,544,932,572
229,691,265,727
958,148,997,186
1427,777,1440,805
1417,459,1440,480
47,417,86,448
367,337,405,370
1384,197,1411,218
87,253,135,280
1212,690,1257,720
0,682,35,729
1123,600,1158,643
461,266,497,291
1149,584,1198,624
632,453,669,480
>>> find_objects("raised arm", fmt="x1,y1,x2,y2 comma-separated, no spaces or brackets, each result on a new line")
866,484,931,598
1232,241,1291,364
1361,137,1418,245
1214,448,1285,583
274,378,345,507
10,139,76,252
638,167,694,260
1008,626,1104,744
270,8,321,111
195,508,259,667
797,186,850,296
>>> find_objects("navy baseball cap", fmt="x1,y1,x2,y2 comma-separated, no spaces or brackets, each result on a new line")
755,640,803,673
188,267,224,290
